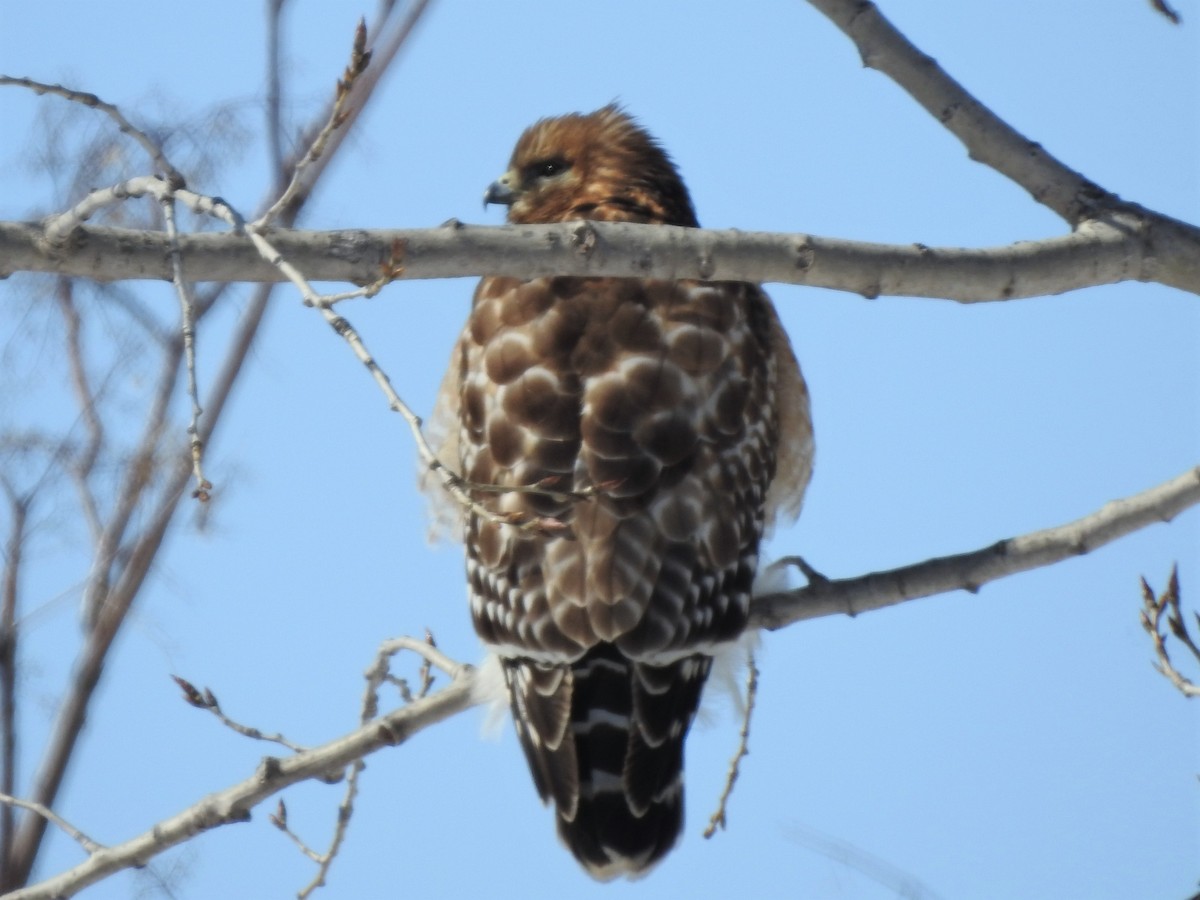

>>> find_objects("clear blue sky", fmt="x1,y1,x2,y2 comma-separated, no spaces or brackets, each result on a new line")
1,1,1197,898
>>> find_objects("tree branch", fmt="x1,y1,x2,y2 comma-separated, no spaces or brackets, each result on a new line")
751,465,1200,630
0,793,103,857
805,0,1103,224
54,280,105,543
3,216,1198,297
1140,567,1200,698
170,676,310,753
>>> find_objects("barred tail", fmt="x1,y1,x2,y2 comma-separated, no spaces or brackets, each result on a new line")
503,647,712,880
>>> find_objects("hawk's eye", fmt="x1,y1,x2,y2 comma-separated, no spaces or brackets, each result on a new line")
527,158,570,180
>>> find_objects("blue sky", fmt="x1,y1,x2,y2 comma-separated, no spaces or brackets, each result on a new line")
1,1,1197,898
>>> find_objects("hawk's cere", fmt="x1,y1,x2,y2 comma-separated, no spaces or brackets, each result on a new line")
426,104,813,878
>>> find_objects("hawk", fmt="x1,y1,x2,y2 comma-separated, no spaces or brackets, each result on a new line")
426,104,813,878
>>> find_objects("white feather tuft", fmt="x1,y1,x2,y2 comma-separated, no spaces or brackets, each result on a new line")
751,555,798,597
698,629,762,726
470,650,511,740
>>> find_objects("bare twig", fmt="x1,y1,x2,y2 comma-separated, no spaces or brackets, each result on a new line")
374,636,468,688
269,800,325,865
255,18,372,228
171,676,309,752
1140,567,1199,698
258,0,437,223
42,178,149,243
752,465,1200,630
54,281,105,541
41,175,244,245
273,630,455,896
0,76,184,186
159,195,211,502
703,647,758,838
295,766,357,899
77,333,183,630
416,629,437,700
362,634,465,722
0,793,103,856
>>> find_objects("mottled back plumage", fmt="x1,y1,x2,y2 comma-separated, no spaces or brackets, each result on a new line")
428,105,813,878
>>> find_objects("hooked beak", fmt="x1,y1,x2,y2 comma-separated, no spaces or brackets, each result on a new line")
483,172,518,209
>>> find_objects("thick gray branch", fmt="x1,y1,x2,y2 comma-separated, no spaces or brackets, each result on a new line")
807,0,1102,223
3,217,1198,298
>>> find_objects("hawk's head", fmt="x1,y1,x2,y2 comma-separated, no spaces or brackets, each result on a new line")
484,104,699,228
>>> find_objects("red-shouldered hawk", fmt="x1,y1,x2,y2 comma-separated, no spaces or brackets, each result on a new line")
426,105,813,878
